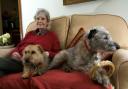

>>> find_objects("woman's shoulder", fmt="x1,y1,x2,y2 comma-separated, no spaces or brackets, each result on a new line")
26,30,34,34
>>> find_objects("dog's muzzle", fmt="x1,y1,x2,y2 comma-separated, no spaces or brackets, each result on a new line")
24,58,30,63
114,42,120,49
106,42,120,51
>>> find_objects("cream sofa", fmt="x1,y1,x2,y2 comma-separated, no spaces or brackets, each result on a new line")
1,14,128,89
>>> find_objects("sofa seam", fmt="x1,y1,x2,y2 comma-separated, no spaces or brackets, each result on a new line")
65,17,71,49
117,61,128,89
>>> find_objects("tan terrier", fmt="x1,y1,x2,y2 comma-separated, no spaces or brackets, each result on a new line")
22,44,49,78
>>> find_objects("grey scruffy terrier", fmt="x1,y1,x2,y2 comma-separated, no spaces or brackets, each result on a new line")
48,26,119,88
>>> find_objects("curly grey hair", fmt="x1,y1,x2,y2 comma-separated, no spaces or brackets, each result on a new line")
34,8,50,22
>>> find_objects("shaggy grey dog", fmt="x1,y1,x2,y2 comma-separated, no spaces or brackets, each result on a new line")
48,26,119,88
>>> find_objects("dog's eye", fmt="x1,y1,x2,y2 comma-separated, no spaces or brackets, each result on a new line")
104,36,108,40
31,51,36,54
25,51,27,54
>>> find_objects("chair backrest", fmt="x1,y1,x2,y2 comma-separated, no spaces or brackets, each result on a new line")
66,14,128,48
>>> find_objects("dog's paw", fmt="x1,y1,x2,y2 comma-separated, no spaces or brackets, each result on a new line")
92,71,103,84
63,67,72,72
37,67,49,75
32,71,38,76
22,72,30,79
102,75,111,88
104,84,115,89
62,65,73,72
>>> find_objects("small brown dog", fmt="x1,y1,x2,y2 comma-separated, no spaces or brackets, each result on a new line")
22,44,49,78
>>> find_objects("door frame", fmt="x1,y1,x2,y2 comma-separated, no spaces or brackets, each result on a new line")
18,0,23,39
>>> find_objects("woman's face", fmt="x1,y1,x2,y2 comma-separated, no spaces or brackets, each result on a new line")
35,12,49,29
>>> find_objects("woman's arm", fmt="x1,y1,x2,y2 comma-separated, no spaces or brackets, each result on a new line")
9,32,32,56
48,32,61,59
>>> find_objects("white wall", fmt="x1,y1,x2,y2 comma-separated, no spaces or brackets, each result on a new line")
21,0,128,36
94,0,128,21
21,0,104,35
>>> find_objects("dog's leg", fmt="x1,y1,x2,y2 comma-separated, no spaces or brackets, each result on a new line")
91,69,103,84
22,63,31,79
33,55,50,76
37,64,48,75
102,74,111,88
92,67,111,88
48,50,69,70
39,55,51,74
32,67,38,76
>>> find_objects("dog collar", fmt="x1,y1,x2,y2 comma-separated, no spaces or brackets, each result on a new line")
84,38,92,52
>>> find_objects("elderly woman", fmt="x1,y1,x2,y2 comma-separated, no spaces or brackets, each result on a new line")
0,8,60,76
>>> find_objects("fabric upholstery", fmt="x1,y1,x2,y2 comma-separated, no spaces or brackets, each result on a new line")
112,49,128,89
0,14,128,89
66,27,85,48
0,70,105,89
66,14,128,48
50,16,69,49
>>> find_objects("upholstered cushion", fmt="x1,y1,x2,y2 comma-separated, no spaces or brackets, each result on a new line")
50,16,69,49
66,14,128,48
66,27,85,48
26,21,37,33
112,49,128,89
26,16,69,49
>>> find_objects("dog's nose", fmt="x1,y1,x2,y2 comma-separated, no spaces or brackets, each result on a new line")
25,58,30,63
114,42,120,49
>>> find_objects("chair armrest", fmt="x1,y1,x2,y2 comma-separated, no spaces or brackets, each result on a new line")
112,49,128,89
0,48,15,57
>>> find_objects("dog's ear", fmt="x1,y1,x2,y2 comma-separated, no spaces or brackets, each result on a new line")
36,45,44,53
87,29,98,39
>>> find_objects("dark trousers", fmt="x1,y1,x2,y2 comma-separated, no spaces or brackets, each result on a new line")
0,57,23,77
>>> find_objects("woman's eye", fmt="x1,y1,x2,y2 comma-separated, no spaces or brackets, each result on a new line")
36,18,40,20
41,18,45,20
36,17,46,21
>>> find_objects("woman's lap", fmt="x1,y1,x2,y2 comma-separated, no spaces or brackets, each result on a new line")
32,70,104,89
0,57,23,76
0,69,104,89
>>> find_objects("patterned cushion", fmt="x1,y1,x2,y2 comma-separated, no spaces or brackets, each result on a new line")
66,27,85,48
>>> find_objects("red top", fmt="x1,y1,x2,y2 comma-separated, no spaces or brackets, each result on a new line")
10,30,61,59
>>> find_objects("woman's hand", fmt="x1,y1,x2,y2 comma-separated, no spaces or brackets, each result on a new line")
44,51,49,56
11,52,21,60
